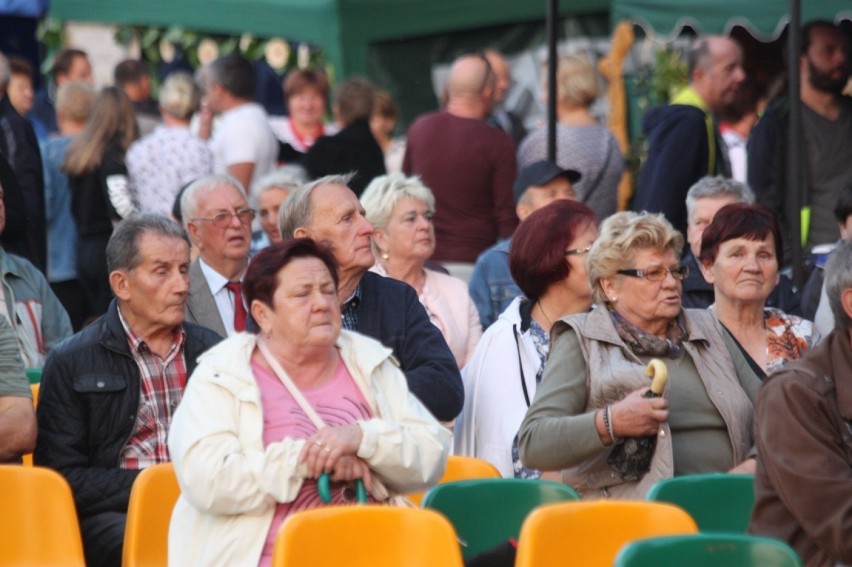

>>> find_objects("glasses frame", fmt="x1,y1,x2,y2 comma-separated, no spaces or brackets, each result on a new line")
617,265,689,282
191,208,257,229
564,245,592,256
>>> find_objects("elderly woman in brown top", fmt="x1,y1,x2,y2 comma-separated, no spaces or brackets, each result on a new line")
518,211,761,499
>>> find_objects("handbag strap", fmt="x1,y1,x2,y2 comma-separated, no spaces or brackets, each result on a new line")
256,338,327,430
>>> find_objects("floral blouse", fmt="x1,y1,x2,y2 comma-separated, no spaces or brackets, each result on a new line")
764,307,819,375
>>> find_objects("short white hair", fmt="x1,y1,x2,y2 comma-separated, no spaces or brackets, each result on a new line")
685,176,754,225
359,173,435,231
180,174,247,229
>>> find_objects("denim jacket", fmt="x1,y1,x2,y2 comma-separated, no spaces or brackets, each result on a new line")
469,239,521,329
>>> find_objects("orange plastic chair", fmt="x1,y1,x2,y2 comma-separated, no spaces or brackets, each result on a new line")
407,455,501,506
122,462,181,567
21,383,39,467
0,465,86,566
272,505,464,567
515,500,699,567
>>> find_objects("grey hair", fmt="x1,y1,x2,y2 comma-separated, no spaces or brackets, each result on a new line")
279,173,355,239
159,72,201,120
825,240,852,331
587,211,684,305
0,52,9,92
180,174,248,230
106,214,189,273
251,165,308,201
685,176,755,225
360,174,436,256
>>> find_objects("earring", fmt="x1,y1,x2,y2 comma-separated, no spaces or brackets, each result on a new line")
381,252,389,260
610,296,618,303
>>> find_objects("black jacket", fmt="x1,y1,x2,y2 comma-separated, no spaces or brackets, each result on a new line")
303,119,386,197
356,271,463,421
34,300,222,518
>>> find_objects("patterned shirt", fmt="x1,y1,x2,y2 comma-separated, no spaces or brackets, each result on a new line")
765,307,819,375
118,309,189,469
341,284,363,331
511,317,550,479
126,125,213,216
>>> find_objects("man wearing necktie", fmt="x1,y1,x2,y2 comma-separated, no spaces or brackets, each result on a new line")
182,174,253,337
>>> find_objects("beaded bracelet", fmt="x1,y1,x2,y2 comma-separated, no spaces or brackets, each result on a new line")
604,404,621,445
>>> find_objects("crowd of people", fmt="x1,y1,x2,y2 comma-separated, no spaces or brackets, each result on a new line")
0,19,850,567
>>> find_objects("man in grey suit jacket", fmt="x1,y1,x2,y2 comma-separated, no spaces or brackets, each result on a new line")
181,174,253,337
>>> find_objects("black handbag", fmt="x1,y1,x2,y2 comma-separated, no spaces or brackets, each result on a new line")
607,359,668,482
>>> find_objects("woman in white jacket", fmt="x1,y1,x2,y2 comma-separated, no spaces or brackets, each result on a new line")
455,200,597,478
168,239,450,567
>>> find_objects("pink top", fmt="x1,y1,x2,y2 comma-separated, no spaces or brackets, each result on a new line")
253,356,373,567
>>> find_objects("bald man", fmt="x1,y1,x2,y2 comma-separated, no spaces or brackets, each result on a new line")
403,54,518,279
634,36,746,234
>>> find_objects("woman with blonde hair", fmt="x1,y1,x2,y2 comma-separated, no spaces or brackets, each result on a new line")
517,54,624,221
63,86,139,316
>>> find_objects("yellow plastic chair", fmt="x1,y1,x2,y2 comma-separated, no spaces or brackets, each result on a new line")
272,505,464,567
122,463,181,567
0,465,86,566
515,500,699,567
407,455,502,506
21,383,39,467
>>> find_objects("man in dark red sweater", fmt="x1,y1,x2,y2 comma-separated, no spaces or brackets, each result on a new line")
403,54,518,279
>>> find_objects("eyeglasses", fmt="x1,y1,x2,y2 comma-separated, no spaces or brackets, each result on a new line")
564,245,592,256
192,208,256,229
617,265,689,282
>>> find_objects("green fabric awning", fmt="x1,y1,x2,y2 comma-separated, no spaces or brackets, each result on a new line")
611,0,852,39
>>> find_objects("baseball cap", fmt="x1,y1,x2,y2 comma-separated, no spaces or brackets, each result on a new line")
513,160,582,203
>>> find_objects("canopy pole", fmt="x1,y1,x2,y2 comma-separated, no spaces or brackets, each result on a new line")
546,0,558,162
787,0,804,288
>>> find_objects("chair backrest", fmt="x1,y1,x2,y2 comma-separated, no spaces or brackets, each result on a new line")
422,478,579,558
614,533,803,567
122,462,181,567
407,455,501,506
0,465,86,566
646,473,755,533
22,383,39,466
272,505,464,567
515,500,699,567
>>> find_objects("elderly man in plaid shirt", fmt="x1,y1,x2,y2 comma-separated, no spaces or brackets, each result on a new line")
34,215,221,567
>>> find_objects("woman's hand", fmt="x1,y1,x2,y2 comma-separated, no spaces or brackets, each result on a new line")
329,455,374,492
300,423,364,478
728,457,756,475
610,387,670,438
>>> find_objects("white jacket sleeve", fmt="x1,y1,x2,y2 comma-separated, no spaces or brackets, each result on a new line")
168,370,309,516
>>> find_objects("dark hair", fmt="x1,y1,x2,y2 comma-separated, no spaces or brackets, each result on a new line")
8,56,33,79
699,203,783,266
106,214,189,273
113,59,148,87
802,20,841,55
244,238,339,308
283,68,330,101
334,78,374,125
52,49,88,78
209,54,255,100
510,200,597,302
834,184,852,224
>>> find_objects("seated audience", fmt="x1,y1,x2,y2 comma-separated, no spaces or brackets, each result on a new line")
250,165,307,254
517,54,623,221
700,204,818,378
470,160,580,328
682,176,800,314
0,183,72,367
456,200,597,478
181,174,253,337
749,240,852,567
168,238,450,567
0,315,35,463
279,174,463,421
34,215,221,567
127,71,212,217
303,78,386,196
519,211,761,499
41,81,96,330
360,173,481,367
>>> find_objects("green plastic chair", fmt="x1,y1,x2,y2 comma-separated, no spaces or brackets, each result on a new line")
421,478,579,558
614,533,803,567
646,473,755,533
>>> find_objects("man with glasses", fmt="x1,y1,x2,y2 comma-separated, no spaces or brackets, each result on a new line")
181,174,254,337
404,53,518,281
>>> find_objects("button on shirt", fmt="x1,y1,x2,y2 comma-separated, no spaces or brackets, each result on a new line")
341,284,362,331
199,258,246,337
117,308,188,469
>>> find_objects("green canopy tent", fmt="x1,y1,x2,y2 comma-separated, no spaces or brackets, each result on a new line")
610,0,852,285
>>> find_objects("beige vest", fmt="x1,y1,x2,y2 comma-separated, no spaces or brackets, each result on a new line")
558,307,753,499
